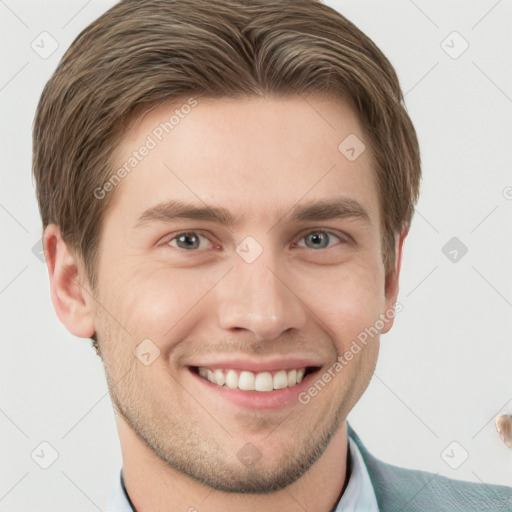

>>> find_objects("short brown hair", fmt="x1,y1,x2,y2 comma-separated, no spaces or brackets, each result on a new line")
33,0,421,292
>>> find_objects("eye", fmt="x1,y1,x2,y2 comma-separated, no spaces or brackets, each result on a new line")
166,231,216,251
294,230,344,250
163,229,346,252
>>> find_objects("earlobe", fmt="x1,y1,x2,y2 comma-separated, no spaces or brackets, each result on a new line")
382,228,408,334
43,224,96,339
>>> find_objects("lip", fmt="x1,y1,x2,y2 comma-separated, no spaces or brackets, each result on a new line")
187,356,323,374
188,363,322,410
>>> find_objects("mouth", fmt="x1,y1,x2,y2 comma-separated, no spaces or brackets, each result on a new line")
190,366,320,392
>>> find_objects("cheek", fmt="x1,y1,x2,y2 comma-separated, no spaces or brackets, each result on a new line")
305,263,387,345
101,264,224,341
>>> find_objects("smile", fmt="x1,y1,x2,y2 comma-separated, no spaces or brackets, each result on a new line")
195,367,313,392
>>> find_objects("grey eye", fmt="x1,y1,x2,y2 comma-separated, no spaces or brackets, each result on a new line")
168,232,210,250
301,231,341,250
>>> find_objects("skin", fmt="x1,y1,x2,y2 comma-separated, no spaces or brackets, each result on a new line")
44,95,405,512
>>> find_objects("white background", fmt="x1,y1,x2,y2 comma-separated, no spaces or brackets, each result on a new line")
1,0,511,510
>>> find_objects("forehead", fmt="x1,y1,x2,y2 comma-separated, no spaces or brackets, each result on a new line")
106,95,380,228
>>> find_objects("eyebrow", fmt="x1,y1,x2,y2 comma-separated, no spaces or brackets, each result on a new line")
134,197,370,229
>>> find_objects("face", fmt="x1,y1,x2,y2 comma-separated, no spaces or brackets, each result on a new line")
90,95,398,492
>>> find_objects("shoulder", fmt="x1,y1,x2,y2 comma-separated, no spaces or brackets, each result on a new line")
368,456,512,512
348,424,512,512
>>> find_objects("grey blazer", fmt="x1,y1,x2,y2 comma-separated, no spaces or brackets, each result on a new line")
348,424,512,511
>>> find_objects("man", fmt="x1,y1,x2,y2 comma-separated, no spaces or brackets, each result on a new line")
32,0,512,510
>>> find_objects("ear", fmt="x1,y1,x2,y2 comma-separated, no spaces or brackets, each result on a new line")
43,224,96,338
381,228,408,334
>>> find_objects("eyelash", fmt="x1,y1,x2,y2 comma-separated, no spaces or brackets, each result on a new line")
163,230,347,252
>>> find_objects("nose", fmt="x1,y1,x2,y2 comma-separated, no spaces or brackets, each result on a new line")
216,247,307,341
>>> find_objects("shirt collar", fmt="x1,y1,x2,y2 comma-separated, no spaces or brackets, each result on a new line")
106,469,134,512
332,435,379,512
106,429,379,512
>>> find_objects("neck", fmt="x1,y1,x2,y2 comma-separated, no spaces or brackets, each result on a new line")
117,417,349,512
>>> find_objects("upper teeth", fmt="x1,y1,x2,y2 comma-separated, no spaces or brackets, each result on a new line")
198,368,306,392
